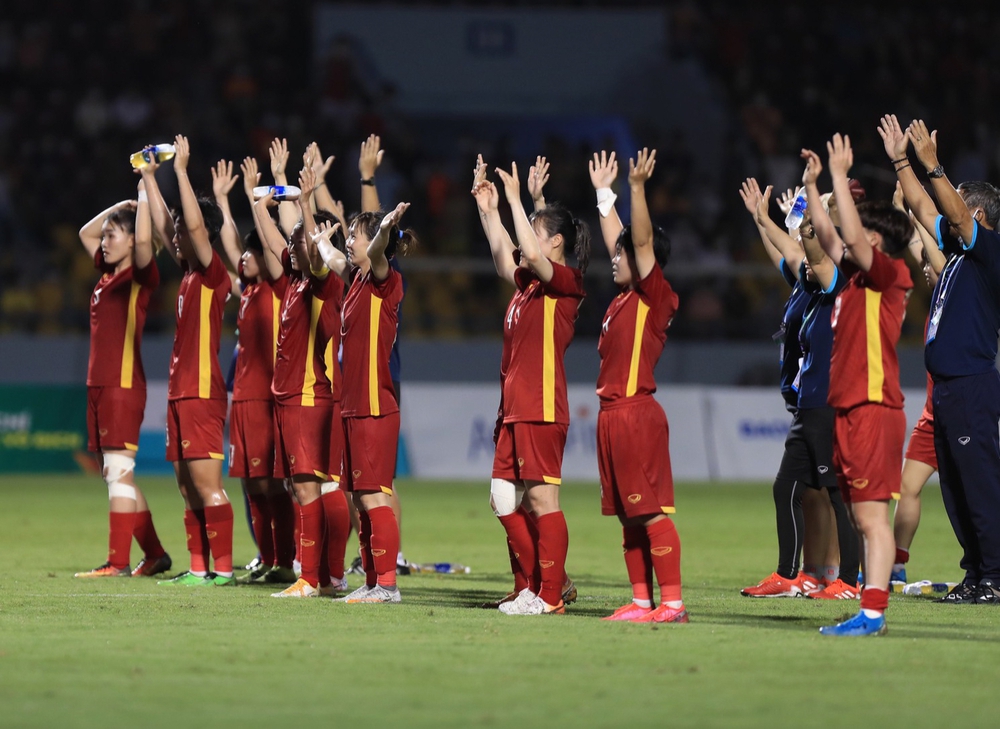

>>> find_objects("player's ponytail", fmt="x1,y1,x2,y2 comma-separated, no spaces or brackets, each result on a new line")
353,210,419,259
529,202,591,274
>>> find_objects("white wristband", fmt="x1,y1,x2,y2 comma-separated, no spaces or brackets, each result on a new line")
595,187,617,218
137,191,148,203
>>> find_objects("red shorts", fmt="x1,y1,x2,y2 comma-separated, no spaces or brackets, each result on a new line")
492,422,568,485
229,399,276,479
329,401,345,483
342,413,400,493
597,396,675,518
834,404,906,504
273,401,333,481
87,386,145,453
165,398,227,462
904,413,937,469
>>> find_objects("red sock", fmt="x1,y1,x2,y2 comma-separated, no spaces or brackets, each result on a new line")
535,511,569,606
622,525,653,604
646,518,682,604
247,494,275,567
203,503,234,575
132,510,166,560
498,508,538,593
292,501,302,562
297,500,324,587
524,507,545,590
895,547,910,565
861,587,889,613
321,489,351,581
108,511,136,569
184,509,210,574
269,489,295,569
358,509,377,587
508,541,529,593
368,505,400,588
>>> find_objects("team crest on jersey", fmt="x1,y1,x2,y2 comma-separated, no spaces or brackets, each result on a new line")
852,478,869,489
353,469,362,479
251,458,261,467
627,494,642,504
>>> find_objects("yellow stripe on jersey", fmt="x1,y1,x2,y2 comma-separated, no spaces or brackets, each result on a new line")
324,339,334,390
271,293,280,365
369,294,383,416
626,299,650,397
865,289,884,403
120,281,141,389
543,296,556,422
198,285,213,399
301,297,324,407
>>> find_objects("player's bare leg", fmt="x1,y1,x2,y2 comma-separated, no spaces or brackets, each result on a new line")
893,458,935,582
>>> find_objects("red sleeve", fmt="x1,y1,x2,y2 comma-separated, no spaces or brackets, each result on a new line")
637,267,679,326
371,267,402,298
271,272,289,298
543,262,585,299
864,249,900,292
202,251,230,289
315,269,344,299
133,257,159,289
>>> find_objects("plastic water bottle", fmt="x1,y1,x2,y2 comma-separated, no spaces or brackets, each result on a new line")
784,192,808,229
902,580,957,596
252,185,302,202
129,144,176,169
410,562,471,574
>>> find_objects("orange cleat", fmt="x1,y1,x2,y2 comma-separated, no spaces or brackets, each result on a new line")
632,603,689,623
740,572,802,597
793,571,824,596
74,562,131,578
809,578,860,600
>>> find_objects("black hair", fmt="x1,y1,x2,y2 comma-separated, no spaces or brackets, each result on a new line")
105,208,135,236
352,210,418,259
957,181,1000,229
616,223,671,269
528,202,591,274
244,228,263,255
172,197,223,245
856,201,913,257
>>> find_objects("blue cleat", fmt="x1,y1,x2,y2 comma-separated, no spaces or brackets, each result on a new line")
890,567,907,584
819,611,887,637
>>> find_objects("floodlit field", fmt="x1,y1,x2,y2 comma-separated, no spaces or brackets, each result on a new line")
1,476,997,728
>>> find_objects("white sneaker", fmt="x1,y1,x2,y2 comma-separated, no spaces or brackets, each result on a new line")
346,584,401,604
271,577,319,598
336,584,374,602
498,588,543,615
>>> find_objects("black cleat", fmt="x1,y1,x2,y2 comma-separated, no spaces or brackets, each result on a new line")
938,582,978,604
974,579,1000,605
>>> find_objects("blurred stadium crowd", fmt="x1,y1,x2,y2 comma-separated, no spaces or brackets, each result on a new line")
1,2,996,340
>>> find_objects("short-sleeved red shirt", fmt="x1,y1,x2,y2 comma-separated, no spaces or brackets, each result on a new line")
168,251,231,401
501,262,585,425
340,266,404,418
232,268,282,402
828,250,912,411
88,250,159,389
271,253,343,407
597,267,678,402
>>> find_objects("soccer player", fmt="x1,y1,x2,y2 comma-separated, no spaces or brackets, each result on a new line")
74,176,170,579
588,148,687,623
149,135,237,587
472,158,588,616
254,165,345,598
314,201,413,605
808,133,913,636
883,115,1000,604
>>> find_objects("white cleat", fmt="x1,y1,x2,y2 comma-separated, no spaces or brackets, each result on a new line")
336,584,374,602
345,584,401,604
270,577,319,598
499,588,545,615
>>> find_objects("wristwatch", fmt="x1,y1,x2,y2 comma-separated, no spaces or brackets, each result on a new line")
927,165,945,179
361,177,376,186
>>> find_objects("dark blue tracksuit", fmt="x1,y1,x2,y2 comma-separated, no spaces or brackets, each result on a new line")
926,216,1000,583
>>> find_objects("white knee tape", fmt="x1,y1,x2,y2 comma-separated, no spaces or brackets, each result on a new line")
103,454,136,500
321,480,341,495
108,482,137,500
490,478,523,517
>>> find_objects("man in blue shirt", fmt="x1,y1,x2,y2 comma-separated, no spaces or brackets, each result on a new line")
881,114,1000,604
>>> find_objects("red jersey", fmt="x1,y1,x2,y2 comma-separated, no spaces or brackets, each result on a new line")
597,267,678,402
271,253,343,406
501,262,585,424
232,268,282,402
168,251,231,400
87,250,159,389
828,250,912,410
340,266,404,418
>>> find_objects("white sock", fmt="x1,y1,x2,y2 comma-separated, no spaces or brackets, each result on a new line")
861,608,883,619
633,598,652,609
190,570,207,577
664,600,684,609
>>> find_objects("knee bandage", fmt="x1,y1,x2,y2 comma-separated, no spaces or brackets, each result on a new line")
104,454,137,501
490,478,523,517
320,480,341,495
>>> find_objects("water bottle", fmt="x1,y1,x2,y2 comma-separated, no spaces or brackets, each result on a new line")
129,144,176,169
410,562,471,574
902,580,957,596
252,185,302,202
784,192,808,229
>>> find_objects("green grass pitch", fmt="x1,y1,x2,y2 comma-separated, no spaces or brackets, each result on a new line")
1,475,998,728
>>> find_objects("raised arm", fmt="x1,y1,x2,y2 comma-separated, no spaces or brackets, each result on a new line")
311,221,351,283
359,134,384,213
134,179,153,270
212,159,242,272
908,120,975,244
367,202,409,281
269,138,299,237
799,149,842,284
137,156,177,264
754,185,805,275
627,148,659,280
308,142,341,218
471,155,517,285
827,134,871,271
877,114,939,235
496,162,554,283
527,155,550,212
173,135,213,269
738,177,783,270
589,150,624,260
914,213,946,275
79,199,135,259
297,165,317,251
